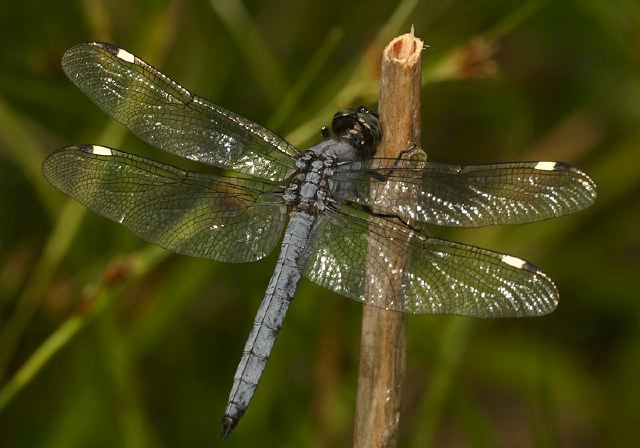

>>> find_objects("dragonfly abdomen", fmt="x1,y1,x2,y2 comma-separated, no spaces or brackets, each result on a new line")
221,211,316,437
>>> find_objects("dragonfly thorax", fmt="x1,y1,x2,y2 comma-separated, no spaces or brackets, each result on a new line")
283,150,337,213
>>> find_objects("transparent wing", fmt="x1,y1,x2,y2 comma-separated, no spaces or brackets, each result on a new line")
42,145,287,263
304,205,557,317
62,42,298,181
334,157,597,227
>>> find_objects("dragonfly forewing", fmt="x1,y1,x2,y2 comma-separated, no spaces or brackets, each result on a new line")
336,157,596,227
62,42,298,181
42,144,287,263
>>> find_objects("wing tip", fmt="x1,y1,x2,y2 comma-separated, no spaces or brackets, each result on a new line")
41,144,115,181
533,160,598,206
566,163,598,205
62,41,100,60
498,254,559,317
41,150,56,183
62,42,137,77
526,266,559,317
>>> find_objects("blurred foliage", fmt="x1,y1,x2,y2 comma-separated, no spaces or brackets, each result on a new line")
0,0,638,446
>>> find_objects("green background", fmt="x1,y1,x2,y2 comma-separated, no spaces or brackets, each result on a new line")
0,0,638,446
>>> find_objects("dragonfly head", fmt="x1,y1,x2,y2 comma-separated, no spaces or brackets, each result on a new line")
332,106,382,157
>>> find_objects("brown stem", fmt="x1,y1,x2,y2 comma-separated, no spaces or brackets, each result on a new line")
353,30,423,448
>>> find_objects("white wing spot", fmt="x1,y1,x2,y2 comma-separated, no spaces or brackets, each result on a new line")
116,48,136,63
534,161,557,171
90,145,113,156
501,255,527,269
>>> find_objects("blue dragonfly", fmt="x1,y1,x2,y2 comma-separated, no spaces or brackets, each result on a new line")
42,42,597,437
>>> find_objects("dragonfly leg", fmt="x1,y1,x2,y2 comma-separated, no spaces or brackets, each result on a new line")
367,143,425,181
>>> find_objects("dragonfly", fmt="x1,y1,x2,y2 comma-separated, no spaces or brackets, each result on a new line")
42,42,597,437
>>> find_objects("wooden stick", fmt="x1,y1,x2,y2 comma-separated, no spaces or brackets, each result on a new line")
354,30,423,448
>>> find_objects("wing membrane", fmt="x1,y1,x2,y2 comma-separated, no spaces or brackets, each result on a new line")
304,206,557,317
42,145,287,262
62,42,298,181
334,158,597,227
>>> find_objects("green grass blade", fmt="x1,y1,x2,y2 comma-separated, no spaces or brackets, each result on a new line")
0,97,61,218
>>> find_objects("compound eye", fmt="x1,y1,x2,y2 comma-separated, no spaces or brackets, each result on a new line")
357,106,369,114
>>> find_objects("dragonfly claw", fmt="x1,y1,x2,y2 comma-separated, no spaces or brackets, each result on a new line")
220,415,237,439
